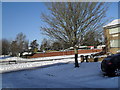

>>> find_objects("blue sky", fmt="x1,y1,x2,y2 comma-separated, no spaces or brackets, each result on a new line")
2,2,119,45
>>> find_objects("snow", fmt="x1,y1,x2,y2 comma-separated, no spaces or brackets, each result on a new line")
1,54,119,88
0,52,98,62
1,62,119,88
0,55,11,59
0,59,73,73
0,52,99,73
103,19,120,28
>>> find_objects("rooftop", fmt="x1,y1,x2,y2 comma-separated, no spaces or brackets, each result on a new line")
103,19,120,28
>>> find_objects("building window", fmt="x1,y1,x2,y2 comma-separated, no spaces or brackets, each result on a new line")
109,27,120,34
112,34,119,37
110,39,120,47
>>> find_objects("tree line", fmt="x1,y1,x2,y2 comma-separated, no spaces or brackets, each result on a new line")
40,31,103,52
1,31,103,56
1,32,39,56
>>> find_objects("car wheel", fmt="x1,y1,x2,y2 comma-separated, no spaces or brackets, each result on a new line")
106,72,114,77
114,68,120,76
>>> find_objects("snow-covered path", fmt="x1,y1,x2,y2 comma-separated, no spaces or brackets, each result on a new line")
1,62,119,88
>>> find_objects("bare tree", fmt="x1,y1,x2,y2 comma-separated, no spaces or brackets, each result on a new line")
81,30,103,46
0,40,2,55
10,41,19,56
40,38,51,52
51,41,62,51
15,32,28,56
2,39,10,55
24,40,29,51
40,2,109,67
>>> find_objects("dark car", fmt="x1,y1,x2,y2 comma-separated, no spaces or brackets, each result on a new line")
101,53,120,76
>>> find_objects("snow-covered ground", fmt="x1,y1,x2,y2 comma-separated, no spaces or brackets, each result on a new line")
0,59,73,73
0,52,98,62
0,52,100,73
1,61,119,88
1,54,119,88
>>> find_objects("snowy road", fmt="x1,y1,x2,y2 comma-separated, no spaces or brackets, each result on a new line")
1,62,119,88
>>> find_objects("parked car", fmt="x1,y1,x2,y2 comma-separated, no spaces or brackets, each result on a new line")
101,53,120,76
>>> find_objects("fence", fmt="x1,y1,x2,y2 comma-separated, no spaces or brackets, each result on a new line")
30,49,102,58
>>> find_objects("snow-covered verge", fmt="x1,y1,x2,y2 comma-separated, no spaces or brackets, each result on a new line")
0,55,11,59
0,52,100,73
0,59,74,73
0,55,9,57
1,62,119,88
0,52,98,62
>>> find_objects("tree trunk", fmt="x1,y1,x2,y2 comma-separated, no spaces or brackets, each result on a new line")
74,48,79,67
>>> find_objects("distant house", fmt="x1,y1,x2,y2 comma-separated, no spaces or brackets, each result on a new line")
103,19,120,54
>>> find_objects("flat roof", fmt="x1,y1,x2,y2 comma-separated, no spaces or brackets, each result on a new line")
103,19,120,28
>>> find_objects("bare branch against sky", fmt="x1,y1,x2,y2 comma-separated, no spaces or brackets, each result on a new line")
41,2,109,47
40,2,110,67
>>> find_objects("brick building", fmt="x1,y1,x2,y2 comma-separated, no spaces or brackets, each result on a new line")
104,19,120,54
